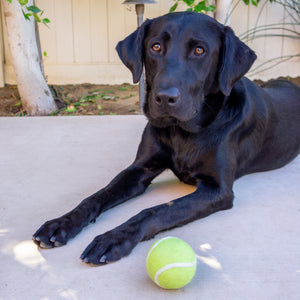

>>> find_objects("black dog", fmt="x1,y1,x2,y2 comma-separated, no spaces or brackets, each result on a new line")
33,12,300,265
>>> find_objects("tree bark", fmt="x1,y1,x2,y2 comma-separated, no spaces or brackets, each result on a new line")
2,0,57,115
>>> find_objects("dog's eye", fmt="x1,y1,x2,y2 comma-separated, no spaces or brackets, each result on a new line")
194,46,204,56
152,43,161,52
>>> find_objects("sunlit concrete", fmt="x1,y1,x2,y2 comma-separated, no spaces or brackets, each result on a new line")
1,115,299,299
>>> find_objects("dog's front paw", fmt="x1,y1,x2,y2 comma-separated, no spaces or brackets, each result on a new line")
33,216,80,249
80,229,139,266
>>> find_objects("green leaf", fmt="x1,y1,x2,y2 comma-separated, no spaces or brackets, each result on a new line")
123,93,135,99
18,0,28,5
169,2,178,13
26,5,41,13
252,0,261,5
22,9,31,20
80,94,101,102
49,111,58,116
194,1,206,12
183,0,195,6
7,0,12,4
16,111,27,117
33,13,41,23
206,5,216,12
42,18,50,24
118,86,132,91
43,51,48,57
243,0,249,4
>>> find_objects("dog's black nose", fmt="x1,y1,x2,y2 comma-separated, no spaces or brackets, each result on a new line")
155,88,181,106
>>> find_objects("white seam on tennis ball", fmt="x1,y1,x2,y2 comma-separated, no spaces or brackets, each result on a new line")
154,258,197,288
146,236,176,262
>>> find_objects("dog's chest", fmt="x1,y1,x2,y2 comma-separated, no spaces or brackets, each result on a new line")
164,131,217,185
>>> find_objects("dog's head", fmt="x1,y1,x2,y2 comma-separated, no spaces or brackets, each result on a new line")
116,12,256,129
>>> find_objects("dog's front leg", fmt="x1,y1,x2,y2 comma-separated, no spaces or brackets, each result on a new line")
80,183,234,265
32,164,163,249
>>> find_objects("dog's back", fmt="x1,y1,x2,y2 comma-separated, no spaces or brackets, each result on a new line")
262,79,300,107
263,80,300,148
249,79,300,172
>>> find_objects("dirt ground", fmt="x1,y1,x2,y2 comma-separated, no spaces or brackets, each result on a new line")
0,77,299,116
0,84,141,116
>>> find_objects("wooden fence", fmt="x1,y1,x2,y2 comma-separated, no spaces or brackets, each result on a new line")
0,0,299,86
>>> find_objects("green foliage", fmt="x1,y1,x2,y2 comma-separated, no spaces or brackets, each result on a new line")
169,0,215,13
242,0,271,7
118,86,132,91
242,0,275,7
6,0,50,26
123,93,135,99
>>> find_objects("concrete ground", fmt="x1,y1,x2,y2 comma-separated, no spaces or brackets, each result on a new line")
0,115,299,300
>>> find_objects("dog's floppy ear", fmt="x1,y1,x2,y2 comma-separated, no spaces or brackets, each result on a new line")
219,27,257,96
116,20,150,84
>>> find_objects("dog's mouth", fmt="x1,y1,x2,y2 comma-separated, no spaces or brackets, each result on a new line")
150,110,198,122
145,110,201,133
146,100,199,123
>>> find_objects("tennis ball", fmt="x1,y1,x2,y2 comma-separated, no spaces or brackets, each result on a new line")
146,236,197,289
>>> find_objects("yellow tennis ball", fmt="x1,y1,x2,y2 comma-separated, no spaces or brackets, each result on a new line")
146,236,197,289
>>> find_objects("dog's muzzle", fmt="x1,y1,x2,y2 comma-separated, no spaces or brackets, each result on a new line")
149,87,197,122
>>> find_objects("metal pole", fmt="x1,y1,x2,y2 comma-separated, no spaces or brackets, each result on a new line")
135,4,145,113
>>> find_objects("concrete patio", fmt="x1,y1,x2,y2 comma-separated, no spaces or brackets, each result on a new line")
0,115,299,300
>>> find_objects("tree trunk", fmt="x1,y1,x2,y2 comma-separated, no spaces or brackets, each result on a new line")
215,0,233,26
2,0,57,115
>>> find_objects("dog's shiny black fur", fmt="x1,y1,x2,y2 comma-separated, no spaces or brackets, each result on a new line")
33,12,300,265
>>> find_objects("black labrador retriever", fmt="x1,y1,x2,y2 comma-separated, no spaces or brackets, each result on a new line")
33,12,300,265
